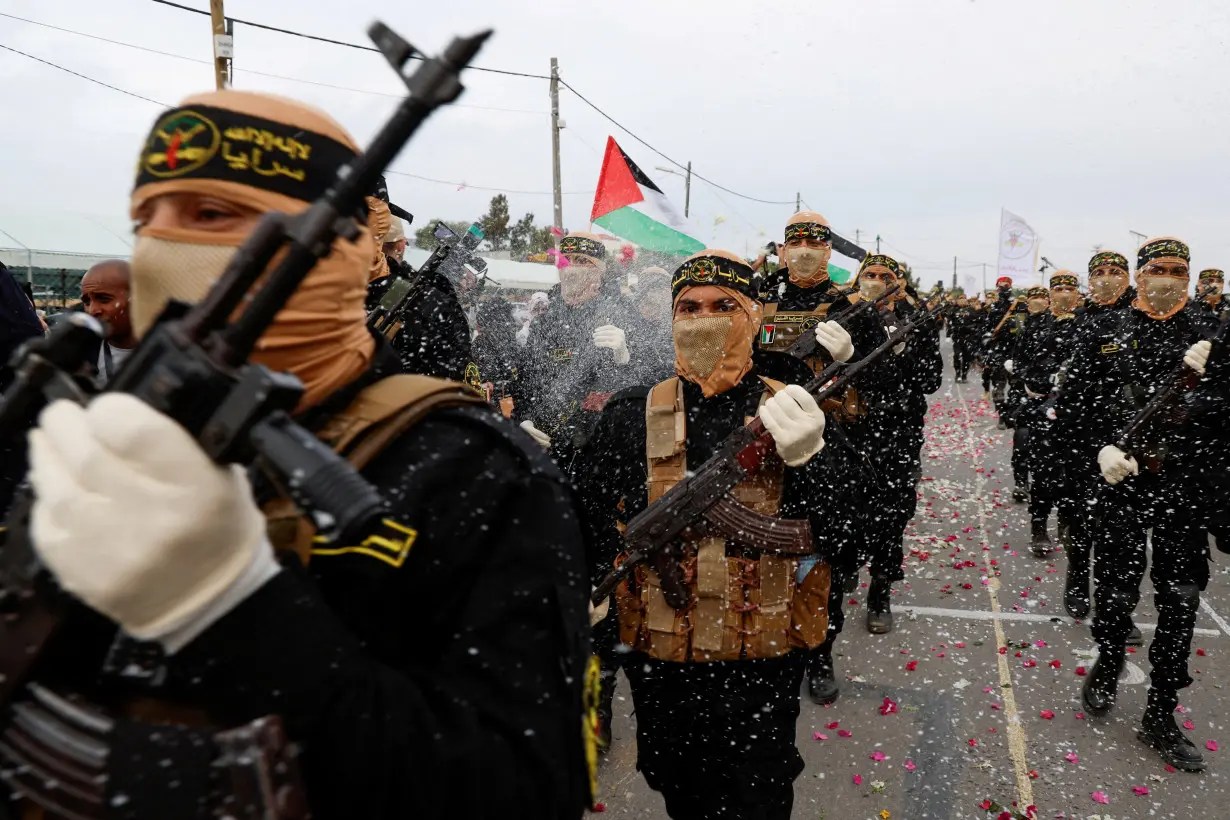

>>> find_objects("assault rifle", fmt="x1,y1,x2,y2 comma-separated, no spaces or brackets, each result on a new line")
785,284,901,360
0,21,489,819
1114,313,1230,453
368,221,486,340
592,301,944,608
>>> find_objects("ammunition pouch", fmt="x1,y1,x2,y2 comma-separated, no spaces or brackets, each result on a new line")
616,377,831,663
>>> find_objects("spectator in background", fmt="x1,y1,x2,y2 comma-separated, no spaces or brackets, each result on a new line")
473,297,521,414
630,265,674,383
80,259,137,387
516,290,550,347
0,260,46,516
383,215,407,263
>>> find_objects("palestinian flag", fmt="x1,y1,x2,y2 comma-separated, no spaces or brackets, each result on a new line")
590,137,704,256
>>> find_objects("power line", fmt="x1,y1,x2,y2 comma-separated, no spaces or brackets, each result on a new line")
0,42,168,106
146,0,552,79
0,11,548,115
387,169,589,197
556,78,796,207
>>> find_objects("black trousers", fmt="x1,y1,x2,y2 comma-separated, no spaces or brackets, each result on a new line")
1011,425,1030,487
625,652,807,820
952,338,975,379
1092,473,1210,693
864,426,924,583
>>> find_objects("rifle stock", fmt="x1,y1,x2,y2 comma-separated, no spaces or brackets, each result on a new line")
785,284,901,360
592,302,941,606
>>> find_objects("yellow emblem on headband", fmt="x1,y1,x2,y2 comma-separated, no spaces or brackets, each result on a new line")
142,110,222,179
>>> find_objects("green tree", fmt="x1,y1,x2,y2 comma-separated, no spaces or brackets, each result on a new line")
509,212,556,257
413,219,471,250
479,194,511,251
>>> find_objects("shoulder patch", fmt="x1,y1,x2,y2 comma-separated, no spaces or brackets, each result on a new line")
311,517,418,568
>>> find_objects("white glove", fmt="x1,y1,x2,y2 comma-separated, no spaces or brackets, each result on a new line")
589,595,611,627
593,324,631,365
1003,359,1015,375
1184,339,1212,375
28,395,278,648
814,322,855,363
519,420,553,449
758,384,826,467
887,325,906,355
1097,444,1139,485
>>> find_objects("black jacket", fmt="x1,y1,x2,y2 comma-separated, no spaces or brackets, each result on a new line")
44,338,592,819
0,262,44,517
869,298,943,423
1052,306,1219,475
1013,311,1081,396
512,287,642,457
367,258,475,383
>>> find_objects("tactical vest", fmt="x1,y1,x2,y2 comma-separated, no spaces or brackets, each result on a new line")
758,300,866,421
615,377,831,663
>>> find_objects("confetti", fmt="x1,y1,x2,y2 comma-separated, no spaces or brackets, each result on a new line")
1048,660,1061,669
1064,752,1079,764
1075,666,1087,676
853,774,863,785
592,802,606,813
838,730,853,738
826,721,840,729
1039,710,1054,720
1197,648,1207,656
905,660,918,671
904,760,916,771
870,750,887,761
1132,785,1150,796
879,697,899,716
968,738,978,747
1091,790,1109,804
1207,740,1219,752
813,732,829,741
1184,720,1195,730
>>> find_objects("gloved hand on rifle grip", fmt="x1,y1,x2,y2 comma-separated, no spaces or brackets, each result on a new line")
1097,444,1139,485
28,395,280,652
1003,359,1015,375
758,384,826,467
886,325,906,355
814,321,854,363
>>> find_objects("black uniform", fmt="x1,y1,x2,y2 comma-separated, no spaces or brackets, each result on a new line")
947,304,981,381
0,262,44,517
1054,305,1217,714
861,297,943,587
1190,334,1230,551
1013,309,1081,542
577,371,827,820
472,298,521,406
981,290,1015,398
35,338,593,820
512,282,643,476
366,257,475,383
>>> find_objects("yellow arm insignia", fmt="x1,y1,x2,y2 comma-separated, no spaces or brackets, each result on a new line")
310,518,418,568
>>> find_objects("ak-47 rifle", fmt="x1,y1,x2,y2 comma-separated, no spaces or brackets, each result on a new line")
0,22,490,819
368,221,486,341
785,284,901,360
989,298,1025,340
592,301,944,609
1114,313,1230,454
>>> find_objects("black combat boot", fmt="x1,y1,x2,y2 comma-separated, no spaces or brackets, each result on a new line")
1138,689,1206,772
1030,520,1052,558
807,639,840,705
1081,649,1124,716
866,576,894,634
1126,622,1144,647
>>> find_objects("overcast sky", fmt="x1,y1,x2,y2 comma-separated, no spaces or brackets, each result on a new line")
2,0,1229,289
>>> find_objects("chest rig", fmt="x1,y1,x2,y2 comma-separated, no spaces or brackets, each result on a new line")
758,299,866,422
615,377,831,663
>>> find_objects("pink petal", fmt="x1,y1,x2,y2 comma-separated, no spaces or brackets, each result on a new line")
1064,752,1079,764
1207,740,1219,752
1133,785,1150,796
813,732,828,741
1165,764,1176,773
838,730,853,738
904,760,916,771
1091,791,1110,804
1040,710,1055,720
1074,712,1085,720
870,750,887,761
879,697,899,716
852,774,863,785
1075,666,1087,676
826,721,840,729
1183,720,1195,730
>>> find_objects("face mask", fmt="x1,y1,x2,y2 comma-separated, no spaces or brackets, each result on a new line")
1051,292,1081,314
560,263,603,306
130,234,238,338
786,245,831,287
1089,273,1128,306
1136,275,1189,319
1027,298,1049,314
860,278,887,300
672,293,760,397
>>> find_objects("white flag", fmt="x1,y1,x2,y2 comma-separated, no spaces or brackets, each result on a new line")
995,209,1039,285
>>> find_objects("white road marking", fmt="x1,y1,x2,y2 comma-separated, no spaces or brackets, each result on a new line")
1200,598,1230,639
897,604,1222,638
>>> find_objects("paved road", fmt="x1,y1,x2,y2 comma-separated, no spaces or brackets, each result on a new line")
593,344,1230,820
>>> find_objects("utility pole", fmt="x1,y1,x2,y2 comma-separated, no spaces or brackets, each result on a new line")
952,256,957,291
1129,230,1147,249
876,235,881,254
684,161,691,219
549,58,563,233
982,262,987,293
854,229,861,247
209,0,231,90
796,192,801,212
